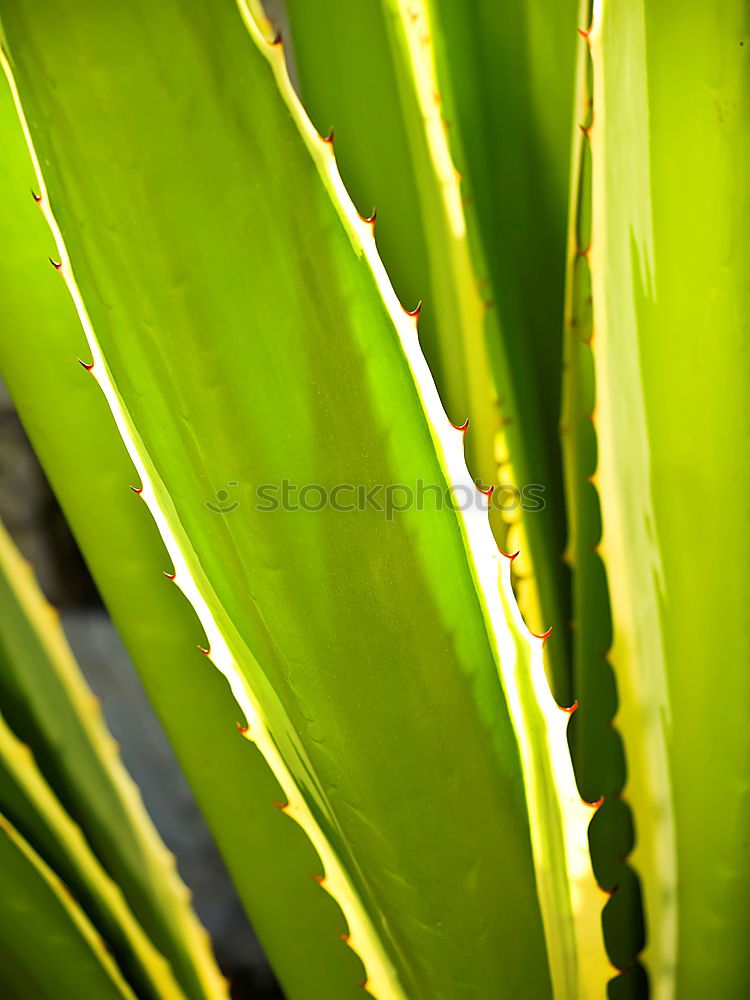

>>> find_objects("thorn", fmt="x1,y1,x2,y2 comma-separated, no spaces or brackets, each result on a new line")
339,932,350,943
77,358,94,372
312,872,325,885
236,721,249,735
405,299,422,319
583,794,605,810
129,484,143,495
163,570,176,581
531,625,553,646
31,189,41,203
478,484,494,499
449,417,469,434
274,801,289,812
362,207,376,226
324,127,334,146
198,645,211,656
499,549,519,563
578,26,590,40
561,699,579,715
272,29,282,46
49,257,62,270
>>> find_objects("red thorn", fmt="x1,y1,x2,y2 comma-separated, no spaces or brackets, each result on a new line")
129,484,143,495
324,127,334,145
339,932,350,943
272,29,282,46
274,801,289,812
449,417,469,434
31,189,41,203
478,484,494,499
236,721,249,735
49,257,62,270
362,207,376,226
583,794,605,810
561,699,579,715
163,570,176,581
500,548,519,562
405,299,422,319
578,26,591,40
531,625,553,646
198,645,211,656
77,358,94,372
312,873,325,885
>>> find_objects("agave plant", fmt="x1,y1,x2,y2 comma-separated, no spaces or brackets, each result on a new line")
0,0,747,998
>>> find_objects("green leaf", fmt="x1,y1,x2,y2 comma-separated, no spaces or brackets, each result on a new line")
0,0,603,996
0,811,137,1000
285,0,503,504
0,474,226,1000
0,615,186,1000
285,0,576,700
423,0,581,701
579,1,750,994
0,70,363,1000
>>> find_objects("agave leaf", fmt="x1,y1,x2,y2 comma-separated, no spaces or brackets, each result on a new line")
285,0,503,506
285,0,574,700
423,0,581,701
581,1,750,995
559,3,644,976
0,642,186,999
0,72,363,999
0,811,138,1000
0,0,603,996
0,477,225,1000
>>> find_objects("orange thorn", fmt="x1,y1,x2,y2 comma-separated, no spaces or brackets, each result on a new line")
236,721,249,735
129,484,143,495
198,645,211,656
583,794,605,810
449,417,469,434
500,549,519,563
78,358,94,372
405,299,422,319
274,801,289,812
561,699,579,715
478,484,494,499
531,625,553,646
163,570,176,581
49,257,62,270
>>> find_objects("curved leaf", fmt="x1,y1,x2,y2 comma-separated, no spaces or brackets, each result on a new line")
584,0,750,994
0,0,602,996
0,69,363,1000
0,812,137,1000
